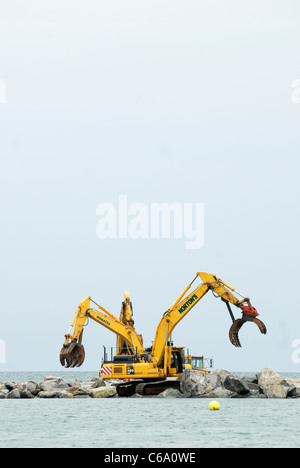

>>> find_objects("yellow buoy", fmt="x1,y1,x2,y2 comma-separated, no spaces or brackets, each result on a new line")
209,400,220,411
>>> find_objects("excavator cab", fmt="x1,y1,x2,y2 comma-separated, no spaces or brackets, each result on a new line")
171,349,184,374
182,353,213,373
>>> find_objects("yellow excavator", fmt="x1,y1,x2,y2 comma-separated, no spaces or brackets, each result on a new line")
60,272,267,396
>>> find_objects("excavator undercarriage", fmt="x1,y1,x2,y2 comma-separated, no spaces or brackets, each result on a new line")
114,379,181,397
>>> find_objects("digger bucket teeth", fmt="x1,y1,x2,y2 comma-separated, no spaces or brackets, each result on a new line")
229,315,267,348
59,342,85,368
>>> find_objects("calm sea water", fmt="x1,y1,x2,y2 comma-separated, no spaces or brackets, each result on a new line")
0,371,300,448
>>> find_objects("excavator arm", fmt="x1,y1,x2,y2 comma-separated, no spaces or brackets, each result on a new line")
60,296,145,368
151,272,267,364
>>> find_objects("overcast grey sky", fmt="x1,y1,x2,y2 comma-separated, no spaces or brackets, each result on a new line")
0,0,299,372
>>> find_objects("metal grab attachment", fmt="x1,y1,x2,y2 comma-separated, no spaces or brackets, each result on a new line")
225,302,267,348
59,330,86,368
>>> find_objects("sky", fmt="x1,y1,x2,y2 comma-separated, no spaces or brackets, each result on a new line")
0,0,299,373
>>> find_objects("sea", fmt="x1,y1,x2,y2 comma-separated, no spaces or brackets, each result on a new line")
0,371,300,449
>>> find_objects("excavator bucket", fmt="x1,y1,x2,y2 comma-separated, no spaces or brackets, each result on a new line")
60,331,85,368
229,306,267,348
60,342,85,368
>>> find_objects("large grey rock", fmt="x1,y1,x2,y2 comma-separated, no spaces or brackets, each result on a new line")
258,368,297,399
5,381,17,392
156,388,186,398
202,387,236,399
7,388,21,399
91,386,117,398
248,390,267,399
180,369,207,397
21,381,39,395
74,388,93,398
40,377,68,392
0,383,9,397
205,373,222,392
58,391,74,399
241,376,260,392
20,389,35,399
81,378,105,389
210,369,231,385
65,386,92,398
224,374,250,396
37,391,58,398
180,369,222,397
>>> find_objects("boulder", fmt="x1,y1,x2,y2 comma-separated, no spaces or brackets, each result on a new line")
37,391,58,398
20,389,35,399
39,377,68,392
5,381,17,392
257,368,297,399
64,385,92,398
91,386,117,398
156,388,186,398
248,390,267,399
81,378,105,390
210,369,231,385
286,378,300,397
65,385,80,394
0,383,9,397
204,387,236,399
72,388,93,398
224,374,250,396
205,373,222,392
180,369,207,397
180,369,222,397
21,381,39,395
241,376,260,392
7,388,21,399
58,391,74,399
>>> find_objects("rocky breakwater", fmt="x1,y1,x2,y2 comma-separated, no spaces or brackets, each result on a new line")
0,368,299,399
0,376,117,399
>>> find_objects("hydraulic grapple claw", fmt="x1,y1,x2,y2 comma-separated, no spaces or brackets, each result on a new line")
228,305,267,348
60,342,85,368
59,330,85,368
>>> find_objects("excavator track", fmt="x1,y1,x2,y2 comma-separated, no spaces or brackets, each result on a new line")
135,379,181,396
116,380,144,397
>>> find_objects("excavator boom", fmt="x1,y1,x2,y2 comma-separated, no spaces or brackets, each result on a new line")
60,296,144,368
151,272,267,364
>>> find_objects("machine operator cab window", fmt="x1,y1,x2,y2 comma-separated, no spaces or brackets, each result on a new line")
191,356,204,369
